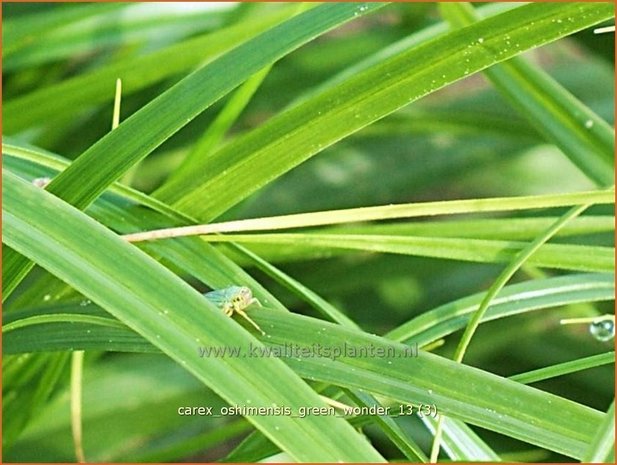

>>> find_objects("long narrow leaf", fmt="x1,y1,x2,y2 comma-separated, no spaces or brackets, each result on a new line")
2,171,385,462
188,233,615,273
3,296,604,459
441,2,614,186
3,2,387,300
170,2,614,219
583,402,615,462
2,5,296,131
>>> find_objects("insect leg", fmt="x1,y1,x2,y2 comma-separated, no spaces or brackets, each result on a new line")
222,303,234,316
235,308,265,335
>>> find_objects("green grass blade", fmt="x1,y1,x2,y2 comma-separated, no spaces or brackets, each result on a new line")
268,313,604,460
228,243,359,328
40,2,387,211
385,273,614,346
6,354,251,462
346,390,428,462
320,216,614,241
2,147,287,313
170,2,614,220
120,189,614,241
4,3,230,71
227,244,427,460
5,141,614,228
2,141,187,222
3,314,126,333
2,3,123,58
3,6,295,133
293,3,519,105
2,352,70,451
158,65,274,195
228,244,426,458
2,171,385,462
2,2,386,300
431,203,590,459
422,416,501,461
583,401,615,463
453,204,590,363
7,304,603,459
510,352,615,385
9,274,611,358
441,2,614,186
127,420,251,462
190,233,615,273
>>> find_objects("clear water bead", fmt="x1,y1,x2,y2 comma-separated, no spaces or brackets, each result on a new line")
589,317,615,342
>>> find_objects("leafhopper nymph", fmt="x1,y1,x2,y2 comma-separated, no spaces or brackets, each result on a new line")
204,286,265,335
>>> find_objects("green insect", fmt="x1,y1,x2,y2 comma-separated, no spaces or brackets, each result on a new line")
204,286,265,335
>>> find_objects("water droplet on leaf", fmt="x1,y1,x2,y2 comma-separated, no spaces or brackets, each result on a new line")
589,318,614,342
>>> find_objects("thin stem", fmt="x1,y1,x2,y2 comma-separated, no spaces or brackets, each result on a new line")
453,204,590,363
112,78,122,130
71,351,86,463
121,190,612,243
560,314,615,325
430,203,590,462
70,76,123,464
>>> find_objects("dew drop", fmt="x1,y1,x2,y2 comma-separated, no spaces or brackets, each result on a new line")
32,177,51,188
43,294,51,301
585,119,594,129
80,299,91,307
589,318,614,342
477,37,484,44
